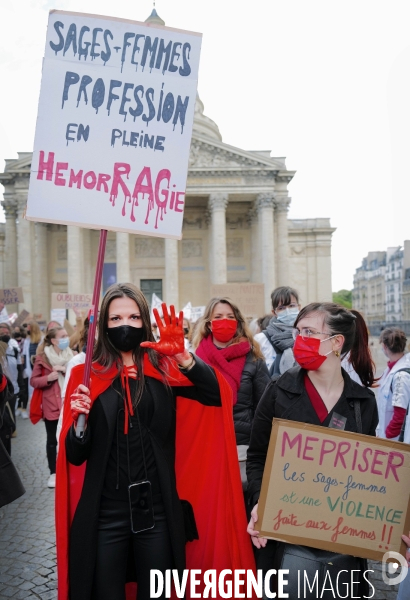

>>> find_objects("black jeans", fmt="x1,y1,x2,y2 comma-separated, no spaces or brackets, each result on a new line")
44,419,58,474
92,498,173,600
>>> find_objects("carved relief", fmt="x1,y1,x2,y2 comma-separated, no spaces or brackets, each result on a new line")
290,245,306,256
105,240,116,261
189,140,262,169
226,216,250,230
135,238,165,258
183,214,205,229
182,239,202,259
227,238,244,258
57,239,67,261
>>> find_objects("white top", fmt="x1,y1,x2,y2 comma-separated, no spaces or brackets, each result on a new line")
254,332,276,371
376,352,410,440
57,352,86,447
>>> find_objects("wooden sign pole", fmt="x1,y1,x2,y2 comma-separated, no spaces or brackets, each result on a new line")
76,229,107,437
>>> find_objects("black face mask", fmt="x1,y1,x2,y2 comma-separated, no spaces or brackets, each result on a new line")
184,328,189,335
106,325,144,352
0,335,10,344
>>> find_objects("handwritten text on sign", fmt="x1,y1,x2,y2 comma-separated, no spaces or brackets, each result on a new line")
0,288,24,306
26,11,201,239
51,293,92,310
258,420,410,561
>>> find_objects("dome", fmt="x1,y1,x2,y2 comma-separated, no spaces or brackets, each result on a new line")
145,8,165,27
193,95,222,141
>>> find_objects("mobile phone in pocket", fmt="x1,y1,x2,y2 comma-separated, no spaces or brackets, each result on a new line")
128,481,155,533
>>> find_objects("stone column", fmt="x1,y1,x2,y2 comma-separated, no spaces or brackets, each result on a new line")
3,200,18,291
208,193,228,285
275,195,291,286
33,223,49,318
116,232,131,283
164,238,179,307
67,226,84,322
248,206,261,283
256,193,276,312
16,196,33,312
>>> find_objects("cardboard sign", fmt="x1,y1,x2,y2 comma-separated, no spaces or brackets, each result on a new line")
52,293,92,310
0,287,24,306
210,284,265,319
258,419,410,561
13,310,30,328
26,10,202,240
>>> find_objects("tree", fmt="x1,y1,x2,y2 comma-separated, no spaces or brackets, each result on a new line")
332,289,352,308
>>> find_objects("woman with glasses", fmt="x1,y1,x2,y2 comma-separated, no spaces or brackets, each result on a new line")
247,302,378,599
254,286,301,375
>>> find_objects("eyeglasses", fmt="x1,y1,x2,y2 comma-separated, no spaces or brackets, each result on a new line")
275,302,299,314
292,328,333,340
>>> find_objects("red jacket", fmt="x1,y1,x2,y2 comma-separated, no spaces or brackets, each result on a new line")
30,355,62,420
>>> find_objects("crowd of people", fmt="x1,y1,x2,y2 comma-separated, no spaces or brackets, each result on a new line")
1,284,410,599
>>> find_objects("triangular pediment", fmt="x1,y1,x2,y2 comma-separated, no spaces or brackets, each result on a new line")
189,133,287,172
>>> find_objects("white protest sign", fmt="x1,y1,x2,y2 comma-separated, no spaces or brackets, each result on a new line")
182,302,192,320
150,292,163,321
190,306,205,322
26,10,202,239
50,308,66,326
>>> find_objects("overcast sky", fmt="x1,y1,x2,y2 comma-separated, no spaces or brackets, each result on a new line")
1,0,409,292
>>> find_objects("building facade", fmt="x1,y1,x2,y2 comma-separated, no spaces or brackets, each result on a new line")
353,241,410,329
0,97,335,320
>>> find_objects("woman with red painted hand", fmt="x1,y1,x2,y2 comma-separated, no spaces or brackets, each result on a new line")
57,283,224,600
246,303,378,599
192,297,270,500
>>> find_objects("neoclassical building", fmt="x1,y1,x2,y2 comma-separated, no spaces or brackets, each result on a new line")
0,95,334,319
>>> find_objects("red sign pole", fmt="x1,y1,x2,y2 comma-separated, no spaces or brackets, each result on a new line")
76,229,107,437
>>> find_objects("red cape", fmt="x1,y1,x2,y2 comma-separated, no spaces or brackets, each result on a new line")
56,356,255,600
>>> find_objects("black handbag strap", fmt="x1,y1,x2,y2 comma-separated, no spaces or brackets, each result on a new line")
354,400,362,434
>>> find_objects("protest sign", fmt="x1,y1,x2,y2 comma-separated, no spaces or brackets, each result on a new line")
14,310,30,329
50,309,67,326
258,419,410,561
52,293,92,311
0,287,24,306
210,284,265,319
190,306,205,322
26,10,202,239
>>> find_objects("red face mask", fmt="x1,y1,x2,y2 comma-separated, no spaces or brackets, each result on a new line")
293,335,332,371
211,319,237,343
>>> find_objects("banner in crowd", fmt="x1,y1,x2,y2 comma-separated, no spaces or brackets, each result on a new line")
0,287,24,306
210,283,265,319
52,293,92,310
258,419,410,560
26,10,202,239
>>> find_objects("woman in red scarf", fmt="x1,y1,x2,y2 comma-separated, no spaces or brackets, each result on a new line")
56,284,255,600
192,297,270,502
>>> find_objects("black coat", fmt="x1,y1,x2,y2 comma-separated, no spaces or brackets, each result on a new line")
65,357,221,600
247,366,378,508
0,376,25,508
233,354,271,446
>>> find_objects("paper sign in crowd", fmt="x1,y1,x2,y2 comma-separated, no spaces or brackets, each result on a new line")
258,420,410,561
26,10,202,239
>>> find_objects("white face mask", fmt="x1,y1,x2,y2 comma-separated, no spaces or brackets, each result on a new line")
276,308,299,326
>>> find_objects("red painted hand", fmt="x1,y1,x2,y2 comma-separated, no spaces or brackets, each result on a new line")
140,303,185,357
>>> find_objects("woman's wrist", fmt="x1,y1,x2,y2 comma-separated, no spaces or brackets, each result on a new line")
176,351,195,370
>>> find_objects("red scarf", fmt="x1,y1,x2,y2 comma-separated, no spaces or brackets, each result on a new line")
56,354,256,600
196,336,250,405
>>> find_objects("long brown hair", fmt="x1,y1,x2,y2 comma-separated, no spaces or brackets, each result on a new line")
294,303,377,387
37,326,63,355
192,297,264,360
93,283,167,405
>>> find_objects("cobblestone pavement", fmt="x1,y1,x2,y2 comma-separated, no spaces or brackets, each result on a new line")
0,414,405,599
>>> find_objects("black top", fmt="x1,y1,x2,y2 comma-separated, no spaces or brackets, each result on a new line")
246,366,378,508
102,377,161,502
